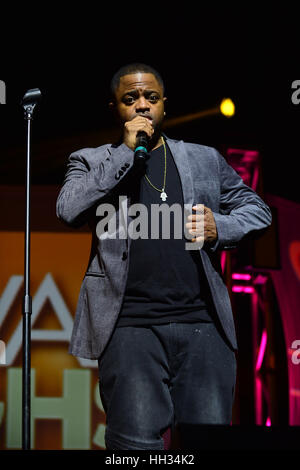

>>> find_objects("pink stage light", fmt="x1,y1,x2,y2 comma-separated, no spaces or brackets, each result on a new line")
244,286,255,293
265,417,271,426
253,274,269,285
232,285,255,293
232,286,243,293
221,251,227,274
232,273,252,280
256,329,268,371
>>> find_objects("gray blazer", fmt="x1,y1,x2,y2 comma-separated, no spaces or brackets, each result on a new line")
56,136,272,360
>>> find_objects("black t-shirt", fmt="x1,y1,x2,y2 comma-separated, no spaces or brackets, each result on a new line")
116,141,214,327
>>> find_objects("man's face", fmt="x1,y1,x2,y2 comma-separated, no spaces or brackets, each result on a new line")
111,72,166,133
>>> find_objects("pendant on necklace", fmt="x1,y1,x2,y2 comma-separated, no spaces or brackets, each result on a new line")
160,190,167,202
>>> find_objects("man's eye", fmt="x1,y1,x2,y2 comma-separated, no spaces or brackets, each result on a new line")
149,95,159,102
124,97,135,104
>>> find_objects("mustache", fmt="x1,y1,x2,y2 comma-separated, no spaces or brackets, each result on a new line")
134,113,153,121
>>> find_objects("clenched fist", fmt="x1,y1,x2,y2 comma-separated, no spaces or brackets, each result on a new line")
123,115,154,151
185,204,218,245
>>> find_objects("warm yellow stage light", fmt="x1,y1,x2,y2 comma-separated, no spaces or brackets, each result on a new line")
220,98,235,117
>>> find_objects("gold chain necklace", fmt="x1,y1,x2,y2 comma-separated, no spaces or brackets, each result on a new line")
144,136,167,201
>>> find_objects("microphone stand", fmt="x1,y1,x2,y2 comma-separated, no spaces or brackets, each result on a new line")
20,88,41,450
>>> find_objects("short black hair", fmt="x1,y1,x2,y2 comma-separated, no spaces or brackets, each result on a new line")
110,63,165,99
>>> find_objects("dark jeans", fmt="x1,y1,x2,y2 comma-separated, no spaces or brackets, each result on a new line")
98,321,237,450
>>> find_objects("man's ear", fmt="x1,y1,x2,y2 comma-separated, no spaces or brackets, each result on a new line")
108,100,119,123
163,96,167,115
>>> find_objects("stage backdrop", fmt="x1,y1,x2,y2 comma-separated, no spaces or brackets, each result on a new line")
0,186,104,450
265,194,300,425
1,186,300,449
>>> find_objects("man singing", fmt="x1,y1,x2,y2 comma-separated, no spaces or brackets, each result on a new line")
56,63,272,450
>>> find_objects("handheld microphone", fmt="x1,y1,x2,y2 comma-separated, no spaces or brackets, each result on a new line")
134,131,150,163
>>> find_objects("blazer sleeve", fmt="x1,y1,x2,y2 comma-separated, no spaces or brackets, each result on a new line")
210,149,272,252
56,144,134,228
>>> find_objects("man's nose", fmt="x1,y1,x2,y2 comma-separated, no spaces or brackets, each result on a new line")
135,96,150,112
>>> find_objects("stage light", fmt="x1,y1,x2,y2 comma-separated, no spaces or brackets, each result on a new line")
232,273,252,280
256,329,267,371
232,285,255,293
220,98,235,117
162,98,236,129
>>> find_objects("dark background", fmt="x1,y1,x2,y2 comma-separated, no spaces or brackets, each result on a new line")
0,9,299,203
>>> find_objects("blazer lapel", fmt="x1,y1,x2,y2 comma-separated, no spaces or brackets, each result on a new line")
165,137,195,240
